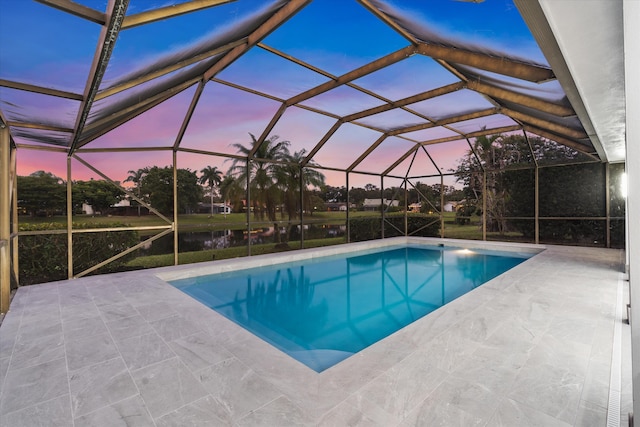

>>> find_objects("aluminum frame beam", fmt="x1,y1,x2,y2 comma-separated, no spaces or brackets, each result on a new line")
68,0,129,155
121,0,235,29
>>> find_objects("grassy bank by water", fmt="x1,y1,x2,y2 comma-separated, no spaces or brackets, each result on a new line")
126,237,346,269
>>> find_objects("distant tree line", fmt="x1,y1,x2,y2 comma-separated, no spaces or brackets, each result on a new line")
18,133,466,219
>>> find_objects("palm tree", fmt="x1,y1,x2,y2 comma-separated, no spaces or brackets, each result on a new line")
228,134,291,244
199,166,223,216
228,134,290,222
279,149,325,221
219,174,242,218
124,167,149,216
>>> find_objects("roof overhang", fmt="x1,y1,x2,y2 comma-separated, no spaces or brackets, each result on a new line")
515,0,626,163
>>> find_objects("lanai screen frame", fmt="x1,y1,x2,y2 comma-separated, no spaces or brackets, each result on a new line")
0,0,612,314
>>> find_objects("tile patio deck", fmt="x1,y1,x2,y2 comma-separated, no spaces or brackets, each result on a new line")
0,238,630,426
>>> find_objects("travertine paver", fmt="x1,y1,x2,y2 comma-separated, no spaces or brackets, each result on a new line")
0,238,629,426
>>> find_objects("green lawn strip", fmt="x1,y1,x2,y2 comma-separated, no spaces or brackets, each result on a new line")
443,224,483,239
126,237,347,269
20,212,370,227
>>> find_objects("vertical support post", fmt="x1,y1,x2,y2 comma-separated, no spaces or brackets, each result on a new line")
482,171,487,241
299,167,304,249
606,162,611,248
246,158,251,256
173,151,178,265
404,179,408,236
535,165,539,244
10,145,18,286
440,173,445,238
0,123,11,313
346,172,350,243
380,175,385,239
67,157,73,278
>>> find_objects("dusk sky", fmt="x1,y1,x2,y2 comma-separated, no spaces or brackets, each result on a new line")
0,0,556,189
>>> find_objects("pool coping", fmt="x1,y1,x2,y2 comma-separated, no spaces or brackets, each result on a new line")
154,236,545,282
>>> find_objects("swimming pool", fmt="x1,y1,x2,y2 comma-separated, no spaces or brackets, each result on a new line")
168,242,535,372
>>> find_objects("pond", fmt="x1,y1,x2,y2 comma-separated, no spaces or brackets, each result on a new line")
138,224,346,255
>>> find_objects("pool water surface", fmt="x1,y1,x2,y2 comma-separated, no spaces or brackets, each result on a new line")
169,245,532,372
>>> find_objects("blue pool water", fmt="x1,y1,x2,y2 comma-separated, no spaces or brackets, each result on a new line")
169,245,533,372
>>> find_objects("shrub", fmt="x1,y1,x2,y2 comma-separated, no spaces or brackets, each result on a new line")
455,202,477,225
18,223,139,285
349,213,440,242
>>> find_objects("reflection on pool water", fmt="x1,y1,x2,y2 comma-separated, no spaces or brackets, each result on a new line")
169,244,533,372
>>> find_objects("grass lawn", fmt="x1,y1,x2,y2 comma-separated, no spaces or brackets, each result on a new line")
126,237,347,269
20,211,377,230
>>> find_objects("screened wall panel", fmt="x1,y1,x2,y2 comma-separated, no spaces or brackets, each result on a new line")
539,220,607,247
485,169,535,243
539,163,606,218
609,162,626,249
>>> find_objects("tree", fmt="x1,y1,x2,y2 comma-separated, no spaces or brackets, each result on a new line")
453,132,530,233
73,179,123,215
139,166,203,214
219,174,242,214
17,171,66,217
279,149,325,220
199,166,223,216
124,167,149,216
348,187,366,206
227,134,290,222
453,131,597,235
321,185,347,203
